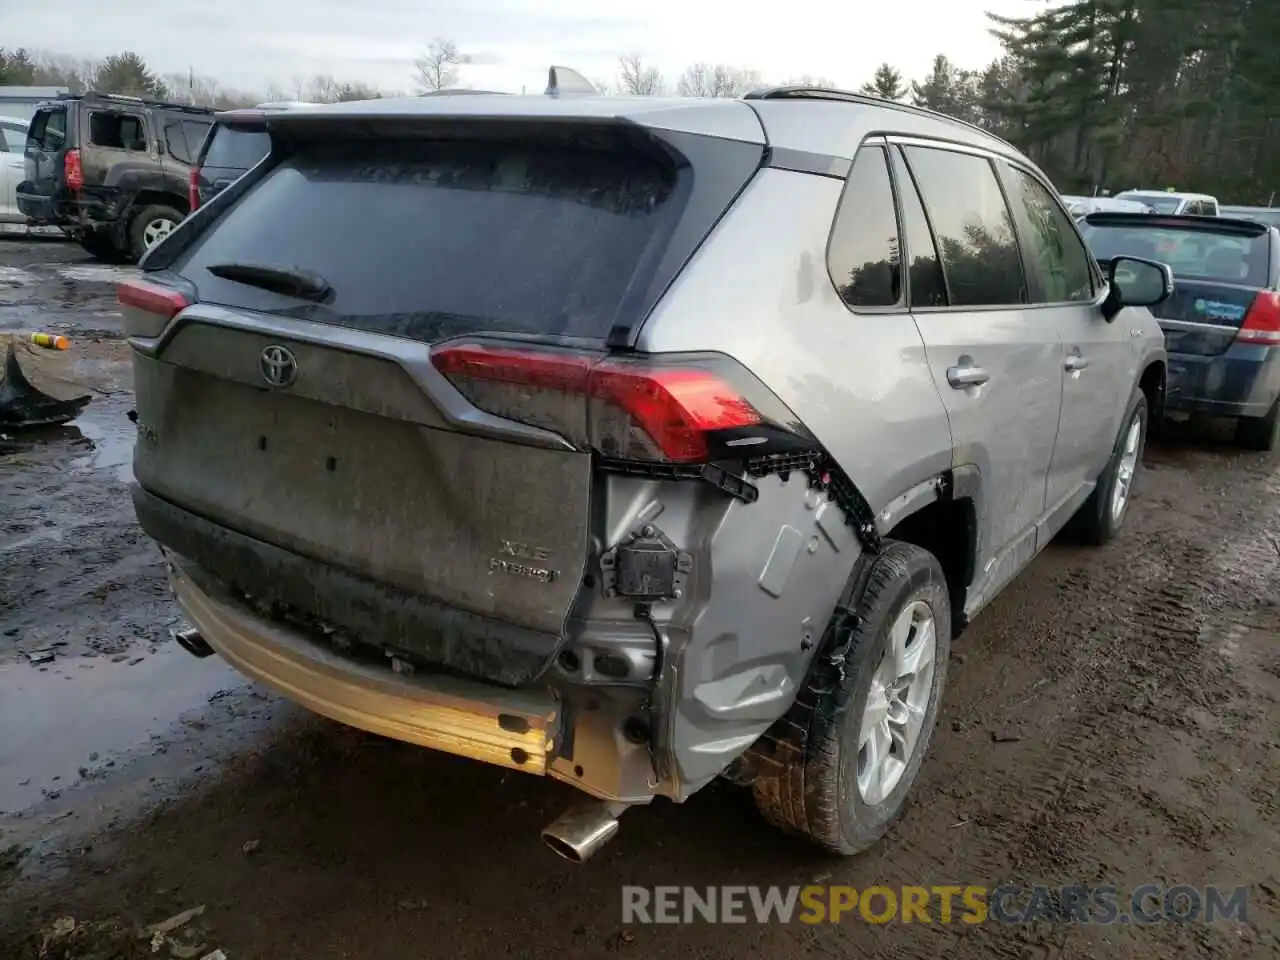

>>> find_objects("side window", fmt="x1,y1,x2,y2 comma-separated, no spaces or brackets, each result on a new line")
89,112,148,150
888,146,948,307
826,144,902,308
902,146,1026,307
1002,165,1094,303
0,127,11,152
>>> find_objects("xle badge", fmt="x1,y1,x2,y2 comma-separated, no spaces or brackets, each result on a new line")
489,540,558,584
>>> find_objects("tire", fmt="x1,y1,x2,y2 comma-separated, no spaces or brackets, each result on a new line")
77,230,128,263
1235,400,1279,452
127,204,183,262
749,540,951,855
1067,388,1148,546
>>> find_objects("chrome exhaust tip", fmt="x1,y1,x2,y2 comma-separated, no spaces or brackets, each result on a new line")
171,626,215,659
541,800,629,863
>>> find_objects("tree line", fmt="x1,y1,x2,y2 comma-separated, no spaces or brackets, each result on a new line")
3,2,1274,204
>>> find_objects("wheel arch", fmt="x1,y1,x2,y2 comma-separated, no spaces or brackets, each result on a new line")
878,466,980,638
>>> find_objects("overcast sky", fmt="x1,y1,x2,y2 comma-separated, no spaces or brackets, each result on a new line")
6,0,1046,96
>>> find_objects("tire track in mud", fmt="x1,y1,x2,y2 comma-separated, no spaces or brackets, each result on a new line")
942,448,1280,959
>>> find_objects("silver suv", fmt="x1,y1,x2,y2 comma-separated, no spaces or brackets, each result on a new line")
119,81,1171,862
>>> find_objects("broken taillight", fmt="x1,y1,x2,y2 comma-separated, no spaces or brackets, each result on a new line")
430,342,809,464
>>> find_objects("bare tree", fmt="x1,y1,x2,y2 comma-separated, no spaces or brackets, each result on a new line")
617,54,663,96
415,38,470,93
677,62,762,98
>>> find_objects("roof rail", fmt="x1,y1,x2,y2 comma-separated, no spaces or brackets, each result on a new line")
53,90,215,114
743,85,1014,149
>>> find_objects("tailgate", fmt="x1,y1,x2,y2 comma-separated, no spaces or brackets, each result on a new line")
1152,280,1261,356
133,318,590,642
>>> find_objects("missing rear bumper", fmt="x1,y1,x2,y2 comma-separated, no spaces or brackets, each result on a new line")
169,563,562,774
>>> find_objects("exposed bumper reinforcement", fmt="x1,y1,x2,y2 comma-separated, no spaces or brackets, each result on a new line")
170,563,561,774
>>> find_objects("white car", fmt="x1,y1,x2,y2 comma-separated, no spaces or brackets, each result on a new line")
1112,190,1219,216
0,115,31,224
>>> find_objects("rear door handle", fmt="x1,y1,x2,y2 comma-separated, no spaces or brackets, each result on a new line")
1064,355,1090,373
946,363,990,388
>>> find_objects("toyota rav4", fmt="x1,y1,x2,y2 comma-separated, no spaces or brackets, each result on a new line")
119,74,1170,863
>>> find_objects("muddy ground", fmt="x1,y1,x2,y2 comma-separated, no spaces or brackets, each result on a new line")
0,236,1276,959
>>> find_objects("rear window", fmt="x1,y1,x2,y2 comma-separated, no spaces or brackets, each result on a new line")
177,135,677,341
1079,222,1271,286
202,124,270,170
26,108,66,152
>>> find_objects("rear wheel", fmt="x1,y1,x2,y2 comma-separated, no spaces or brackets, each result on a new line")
1067,388,1147,546
1235,400,1279,452
128,204,183,261
77,230,128,263
749,541,951,855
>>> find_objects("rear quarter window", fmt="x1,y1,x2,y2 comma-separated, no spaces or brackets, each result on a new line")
175,135,678,341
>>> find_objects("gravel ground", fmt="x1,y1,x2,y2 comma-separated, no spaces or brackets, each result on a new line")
0,237,1276,960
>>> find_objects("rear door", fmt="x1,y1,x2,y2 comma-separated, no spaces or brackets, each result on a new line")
21,106,69,201
136,125,738,664
998,161,1129,519
79,106,151,190
892,140,1064,596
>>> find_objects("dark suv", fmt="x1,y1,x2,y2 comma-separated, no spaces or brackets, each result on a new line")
18,92,214,262
189,105,299,212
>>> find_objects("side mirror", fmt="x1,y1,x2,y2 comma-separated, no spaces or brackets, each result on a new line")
1101,256,1173,322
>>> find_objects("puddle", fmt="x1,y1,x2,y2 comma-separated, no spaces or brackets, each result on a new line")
73,398,136,482
54,264,136,284
0,644,245,813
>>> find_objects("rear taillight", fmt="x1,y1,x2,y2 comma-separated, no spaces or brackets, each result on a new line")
431,343,809,465
188,168,200,212
1237,291,1280,345
117,279,191,337
64,149,83,192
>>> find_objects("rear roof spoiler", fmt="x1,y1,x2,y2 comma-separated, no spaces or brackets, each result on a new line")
1082,212,1271,236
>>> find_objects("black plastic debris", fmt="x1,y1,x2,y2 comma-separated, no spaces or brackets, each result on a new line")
0,342,91,429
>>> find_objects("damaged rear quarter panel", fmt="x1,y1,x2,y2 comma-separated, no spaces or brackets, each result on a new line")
634,168,954,796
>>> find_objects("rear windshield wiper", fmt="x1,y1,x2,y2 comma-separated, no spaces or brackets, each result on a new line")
204,262,332,302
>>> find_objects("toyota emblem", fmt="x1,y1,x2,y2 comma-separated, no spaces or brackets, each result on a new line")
259,345,298,388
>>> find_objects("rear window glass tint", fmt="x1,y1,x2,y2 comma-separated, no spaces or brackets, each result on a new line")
1080,224,1271,286
178,136,676,341
202,125,270,169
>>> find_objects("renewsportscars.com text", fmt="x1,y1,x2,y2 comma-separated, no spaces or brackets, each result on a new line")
621,884,1249,925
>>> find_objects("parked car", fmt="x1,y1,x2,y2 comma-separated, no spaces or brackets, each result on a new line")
1079,211,1280,450
17,92,214,261
1219,205,1280,229
119,84,1170,863
0,114,32,223
1112,190,1219,216
1062,195,1154,218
